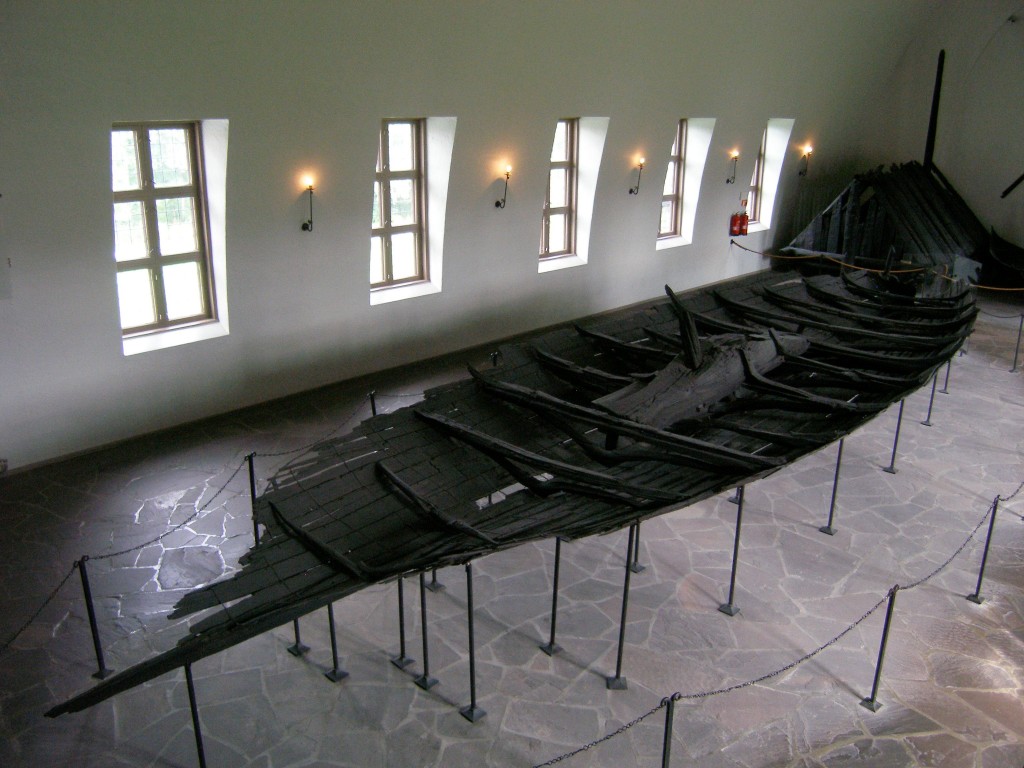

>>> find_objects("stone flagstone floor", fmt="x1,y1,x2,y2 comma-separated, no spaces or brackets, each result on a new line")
0,293,1022,768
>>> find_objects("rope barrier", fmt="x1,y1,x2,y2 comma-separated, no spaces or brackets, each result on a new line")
977,308,1023,319
252,395,371,459
730,239,1024,290
533,477,1020,767
0,563,77,657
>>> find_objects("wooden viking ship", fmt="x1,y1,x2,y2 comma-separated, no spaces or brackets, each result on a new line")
47,264,976,717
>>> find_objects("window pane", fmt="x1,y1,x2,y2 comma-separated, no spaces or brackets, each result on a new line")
117,268,156,329
149,128,191,187
114,201,148,261
163,261,205,320
372,182,382,228
550,121,567,162
391,232,418,280
390,179,415,226
663,163,676,195
660,201,674,234
112,131,141,191
387,122,415,171
370,236,384,284
549,169,567,207
548,213,566,253
156,198,197,255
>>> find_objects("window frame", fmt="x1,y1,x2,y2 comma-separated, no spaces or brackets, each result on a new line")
371,118,428,290
112,121,216,336
540,118,579,260
658,119,687,239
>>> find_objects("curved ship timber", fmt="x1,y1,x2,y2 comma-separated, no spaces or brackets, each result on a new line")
48,266,976,717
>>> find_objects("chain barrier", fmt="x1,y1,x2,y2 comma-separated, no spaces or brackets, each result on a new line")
729,239,1024,290
0,562,78,657
533,476,1021,767
251,394,371,459
977,308,1024,320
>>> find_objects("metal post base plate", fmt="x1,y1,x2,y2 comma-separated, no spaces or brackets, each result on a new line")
819,525,837,536
460,705,486,722
538,642,561,657
325,668,349,683
966,593,984,605
414,674,439,691
390,655,415,670
881,466,897,475
860,697,882,712
606,675,628,690
718,603,740,617
628,562,646,574
425,581,446,593
92,667,114,681
287,643,310,657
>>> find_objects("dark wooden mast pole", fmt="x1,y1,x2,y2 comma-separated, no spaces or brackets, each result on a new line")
923,50,945,170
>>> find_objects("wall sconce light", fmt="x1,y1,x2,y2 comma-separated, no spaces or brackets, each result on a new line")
495,165,512,209
628,157,645,195
726,150,739,184
300,175,315,232
799,144,813,177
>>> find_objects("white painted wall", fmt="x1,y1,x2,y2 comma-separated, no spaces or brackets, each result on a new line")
869,0,1024,245
0,0,950,469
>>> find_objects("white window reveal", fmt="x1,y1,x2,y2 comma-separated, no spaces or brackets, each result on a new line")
747,117,794,232
370,117,456,306
656,118,715,250
538,116,609,274
113,120,229,356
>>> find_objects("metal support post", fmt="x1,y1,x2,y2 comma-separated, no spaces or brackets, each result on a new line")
77,556,112,680
247,452,260,546
727,486,741,504
184,663,208,768
820,439,844,536
861,586,899,712
391,578,414,669
719,485,745,616
921,370,939,426
606,525,635,690
459,563,486,722
369,390,377,416
539,537,563,656
414,572,438,690
882,400,905,474
967,497,1000,604
661,694,679,768
324,603,349,682
939,359,951,394
426,567,445,593
628,522,645,573
1012,314,1023,373
287,617,309,657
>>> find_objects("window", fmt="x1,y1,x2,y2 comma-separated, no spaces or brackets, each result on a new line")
655,118,715,251
372,119,426,288
540,118,578,259
111,122,215,335
745,118,795,232
659,120,687,238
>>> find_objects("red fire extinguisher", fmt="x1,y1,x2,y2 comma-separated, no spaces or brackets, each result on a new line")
729,198,749,236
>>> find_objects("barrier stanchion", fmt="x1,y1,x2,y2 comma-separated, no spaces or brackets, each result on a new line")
459,562,485,722
882,400,905,474
820,438,844,536
938,359,951,394
860,585,899,712
967,497,999,605
77,556,112,680
539,537,563,656
247,452,260,546
921,371,939,426
661,694,679,768
185,663,208,768
719,485,745,616
629,522,645,573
